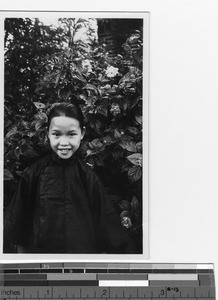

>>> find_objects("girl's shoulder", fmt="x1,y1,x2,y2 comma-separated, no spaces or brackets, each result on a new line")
24,154,53,177
76,158,101,184
76,157,95,174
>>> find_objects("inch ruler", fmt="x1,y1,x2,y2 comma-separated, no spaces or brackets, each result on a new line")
0,263,215,300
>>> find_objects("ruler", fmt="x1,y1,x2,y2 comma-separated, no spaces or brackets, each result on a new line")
0,263,215,300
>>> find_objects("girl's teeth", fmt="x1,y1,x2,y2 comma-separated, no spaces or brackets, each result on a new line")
60,149,69,154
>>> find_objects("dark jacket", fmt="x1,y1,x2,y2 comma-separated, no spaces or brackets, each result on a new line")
5,153,129,253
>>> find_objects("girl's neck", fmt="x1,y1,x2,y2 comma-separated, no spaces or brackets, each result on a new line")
51,151,77,165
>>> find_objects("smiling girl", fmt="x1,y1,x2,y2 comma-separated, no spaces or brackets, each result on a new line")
6,102,130,254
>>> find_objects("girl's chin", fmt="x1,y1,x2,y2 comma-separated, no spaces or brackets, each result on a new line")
57,150,73,159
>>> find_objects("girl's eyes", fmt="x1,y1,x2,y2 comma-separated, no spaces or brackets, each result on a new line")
52,133,77,137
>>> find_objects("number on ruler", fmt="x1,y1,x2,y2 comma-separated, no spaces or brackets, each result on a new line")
101,289,108,297
42,264,50,269
160,289,165,296
167,287,179,293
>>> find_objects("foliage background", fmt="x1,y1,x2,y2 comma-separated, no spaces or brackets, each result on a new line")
4,18,143,253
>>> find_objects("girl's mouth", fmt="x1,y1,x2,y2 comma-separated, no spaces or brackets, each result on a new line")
58,149,71,155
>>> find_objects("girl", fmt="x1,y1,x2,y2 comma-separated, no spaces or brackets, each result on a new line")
5,102,131,254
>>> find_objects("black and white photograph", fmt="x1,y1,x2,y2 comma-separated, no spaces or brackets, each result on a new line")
2,12,148,258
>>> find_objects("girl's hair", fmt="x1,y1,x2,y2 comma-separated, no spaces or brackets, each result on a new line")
47,102,85,129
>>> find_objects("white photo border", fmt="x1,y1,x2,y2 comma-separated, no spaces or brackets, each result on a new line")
0,11,149,262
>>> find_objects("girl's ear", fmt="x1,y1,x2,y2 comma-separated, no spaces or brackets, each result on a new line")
81,126,86,140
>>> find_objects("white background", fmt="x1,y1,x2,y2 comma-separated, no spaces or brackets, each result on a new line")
1,0,218,288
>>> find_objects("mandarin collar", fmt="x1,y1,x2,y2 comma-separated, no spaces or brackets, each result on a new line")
51,151,78,166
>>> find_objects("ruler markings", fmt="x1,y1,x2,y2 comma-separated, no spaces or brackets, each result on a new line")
153,270,197,274
47,274,97,281
197,270,214,274
5,269,202,275
196,265,213,270
64,269,84,274
20,269,40,274
98,275,148,281
2,269,214,275
3,270,19,274
148,275,198,281
130,269,151,274
0,264,214,300
86,270,107,274
1,263,213,270
4,274,47,281
151,282,199,288
108,270,130,274
41,270,62,274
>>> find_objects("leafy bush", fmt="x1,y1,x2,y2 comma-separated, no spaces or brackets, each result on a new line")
4,18,143,252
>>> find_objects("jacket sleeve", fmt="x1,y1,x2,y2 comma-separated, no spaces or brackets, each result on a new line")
89,171,134,253
4,167,36,249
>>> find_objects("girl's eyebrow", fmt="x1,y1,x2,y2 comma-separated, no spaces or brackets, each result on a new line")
51,129,78,133
51,129,60,132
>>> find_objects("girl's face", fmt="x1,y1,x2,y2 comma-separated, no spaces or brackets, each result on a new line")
48,116,85,159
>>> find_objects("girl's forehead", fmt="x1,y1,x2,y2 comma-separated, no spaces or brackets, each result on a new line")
49,116,80,130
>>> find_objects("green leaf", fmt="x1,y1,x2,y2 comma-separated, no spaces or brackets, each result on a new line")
96,106,108,117
82,83,98,95
5,120,12,128
79,94,87,102
35,119,46,131
71,73,86,83
94,155,104,167
128,165,142,182
90,119,102,134
34,111,48,130
121,162,130,172
136,142,142,152
112,150,122,160
131,196,139,212
119,200,130,211
119,140,137,152
87,149,94,156
33,102,46,109
22,148,38,158
114,129,122,139
120,210,130,218
89,139,104,149
14,147,21,160
102,135,116,145
119,66,142,85
127,153,142,166
127,126,138,135
4,169,14,180
135,115,142,125
6,126,17,139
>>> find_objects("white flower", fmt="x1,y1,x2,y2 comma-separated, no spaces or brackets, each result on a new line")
82,59,92,74
105,66,119,78
110,103,121,116
121,216,132,229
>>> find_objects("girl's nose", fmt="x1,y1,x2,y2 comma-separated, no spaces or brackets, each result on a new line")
59,136,69,145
